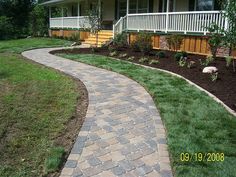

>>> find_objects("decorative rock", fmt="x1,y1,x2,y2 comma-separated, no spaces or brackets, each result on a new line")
202,66,218,73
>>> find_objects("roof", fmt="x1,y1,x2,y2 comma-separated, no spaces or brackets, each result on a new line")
40,0,77,6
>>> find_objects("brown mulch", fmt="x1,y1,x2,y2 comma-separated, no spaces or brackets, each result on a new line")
52,47,236,112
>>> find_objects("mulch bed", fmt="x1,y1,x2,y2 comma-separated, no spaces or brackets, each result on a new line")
52,47,236,112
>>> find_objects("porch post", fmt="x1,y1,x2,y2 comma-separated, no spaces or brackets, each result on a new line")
61,7,64,28
98,0,101,19
165,0,169,33
126,0,129,15
77,1,80,28
127,0,129,30
77,1,80,16
49,6,52,18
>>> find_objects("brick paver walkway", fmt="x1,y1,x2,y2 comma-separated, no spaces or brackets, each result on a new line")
22,47,173,177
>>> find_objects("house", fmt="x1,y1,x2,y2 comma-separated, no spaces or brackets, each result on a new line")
42,0,229,56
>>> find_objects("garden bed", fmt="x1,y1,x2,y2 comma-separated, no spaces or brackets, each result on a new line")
52,47,236,112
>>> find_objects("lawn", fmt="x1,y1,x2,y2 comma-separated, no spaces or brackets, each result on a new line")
58,53,236,177
0,37,72,53
0,38,80,177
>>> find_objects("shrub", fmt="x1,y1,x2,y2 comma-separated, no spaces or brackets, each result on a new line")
70,32,81,42
113,33,128,49
149,60,159,65
130,42,140,52
108,45,116,52
199,55,214,66
174,52,183,61
178,57,187,67
29,5,48,37
109,51,117,57
139,57,149,63
174,51,188,61
0,16,14,40
166,34,184,51
187,61,196,69
156,51,166,59
131,32,153,55
210,72,218,82
206,23,223,59
225,56,233,67
127,56,135,61
118,53,128,58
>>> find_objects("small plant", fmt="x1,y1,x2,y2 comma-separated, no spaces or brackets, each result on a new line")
210,72,218,82
109,51,117,57
131,32,153,55
70,32,80,42
139,57,149,63
225,56,233,67
118,53,128,58
149,60,159,65
206,23,223,59
199,55,214,66
127,56,135,61
156,51,166,59
178,57,187,67
187,61,195,69
91,46,99,53
108,45,116,52
174,52,184,61
166,34,184,51
113,33,128,50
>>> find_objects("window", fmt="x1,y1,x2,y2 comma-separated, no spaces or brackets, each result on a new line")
196,0,213,11
118,0,126,18
138,0,148,13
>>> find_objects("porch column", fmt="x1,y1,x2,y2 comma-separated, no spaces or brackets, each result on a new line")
49,6,51,18
165,0,169,33
98,0,101,19
127,0,129,30
78,1,80,28
126,0,129,15
61,7,64,28
77,1,80,16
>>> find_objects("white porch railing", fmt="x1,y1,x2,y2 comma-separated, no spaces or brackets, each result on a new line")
50,16,90,29
114,11,227,35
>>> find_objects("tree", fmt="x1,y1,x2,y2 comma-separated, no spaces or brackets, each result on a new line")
0,0,34,38
29,4,48,36
88,5,102,48
220,0,236,55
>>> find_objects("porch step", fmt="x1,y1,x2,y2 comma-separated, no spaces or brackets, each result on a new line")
83,30,113,47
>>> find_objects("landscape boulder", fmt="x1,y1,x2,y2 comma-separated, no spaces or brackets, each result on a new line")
202,66,218,73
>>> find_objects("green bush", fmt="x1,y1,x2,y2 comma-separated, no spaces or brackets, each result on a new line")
149,60,159,65
225,56,233,67
29,5,48,37
174,52,183,61
166,34,184,51
113,33,128,49
139,57,149,63
156,51,166,58
174,51,188,61
131,32,153,55
0,16,14,40
70,32,81,42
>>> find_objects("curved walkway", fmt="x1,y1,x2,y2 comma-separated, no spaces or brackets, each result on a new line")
22,47,173,177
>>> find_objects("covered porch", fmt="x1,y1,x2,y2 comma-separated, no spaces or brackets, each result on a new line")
42,0,227,35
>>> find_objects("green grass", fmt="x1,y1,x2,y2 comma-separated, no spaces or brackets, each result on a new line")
0,38,78,177
58,53,236,177
0,37,72,53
